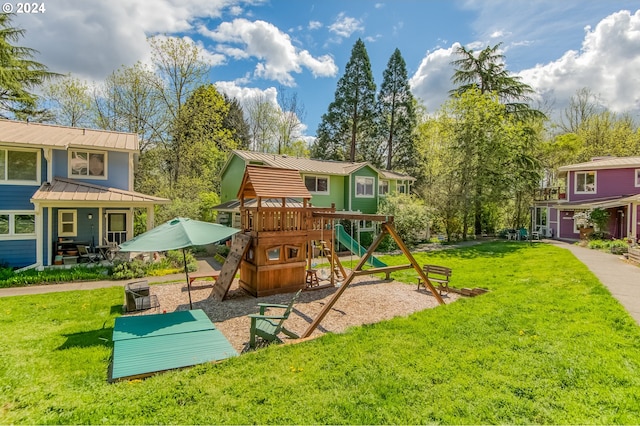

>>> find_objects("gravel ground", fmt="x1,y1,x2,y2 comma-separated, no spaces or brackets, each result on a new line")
126,274,460,353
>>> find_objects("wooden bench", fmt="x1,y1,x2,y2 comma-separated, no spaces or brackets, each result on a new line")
417,264,452,296
188,272,220,287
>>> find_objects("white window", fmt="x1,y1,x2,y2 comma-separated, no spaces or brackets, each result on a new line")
0,147,39,184
69,150,107,178
398,183,407,194
0,212,36,239
304,175,329,194
575,171,596,193
58,210,77,237
379,180,389,196
356,176,375,198
635,169,640,187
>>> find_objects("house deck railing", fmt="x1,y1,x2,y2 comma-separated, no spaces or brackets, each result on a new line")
533,187,566,201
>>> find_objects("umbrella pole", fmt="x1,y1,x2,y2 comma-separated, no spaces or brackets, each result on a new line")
183,249,193,310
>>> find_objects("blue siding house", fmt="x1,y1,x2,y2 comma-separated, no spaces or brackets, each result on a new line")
0,119,169,268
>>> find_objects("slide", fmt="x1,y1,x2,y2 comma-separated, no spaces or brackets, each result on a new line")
335,224,387,268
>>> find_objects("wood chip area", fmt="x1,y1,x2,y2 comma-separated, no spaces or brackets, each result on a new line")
127,276,460,353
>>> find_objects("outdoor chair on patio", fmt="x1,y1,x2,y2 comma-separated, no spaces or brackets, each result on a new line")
124,280,159,312
78,245,100,264
248,289,301,348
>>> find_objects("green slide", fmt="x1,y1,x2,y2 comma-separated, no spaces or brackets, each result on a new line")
335,224,387,268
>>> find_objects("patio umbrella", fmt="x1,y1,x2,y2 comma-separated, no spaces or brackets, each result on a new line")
118,217,240,309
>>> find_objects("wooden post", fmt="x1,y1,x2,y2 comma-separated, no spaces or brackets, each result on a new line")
302,220,445,339
302,227,390,338
383,222,444,305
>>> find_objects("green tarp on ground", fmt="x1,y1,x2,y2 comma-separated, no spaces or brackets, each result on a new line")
111,309,237,381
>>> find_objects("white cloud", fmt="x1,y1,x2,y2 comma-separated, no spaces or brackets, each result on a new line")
229,5,244,16
200,19,337,85
214,82,309,138
328,12,364,39
16,0,256,80
518,9,640,115
309,20,323,30
409,44,460,113
215,81,278,109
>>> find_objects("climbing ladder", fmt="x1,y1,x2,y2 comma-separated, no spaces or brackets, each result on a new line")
210,233,252,301
319,240,347,282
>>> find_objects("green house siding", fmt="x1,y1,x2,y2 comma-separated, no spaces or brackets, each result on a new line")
221,155,249,202
350,167,378,214
306,174,346,210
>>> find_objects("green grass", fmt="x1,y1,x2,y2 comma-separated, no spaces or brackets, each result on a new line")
1,242,640,424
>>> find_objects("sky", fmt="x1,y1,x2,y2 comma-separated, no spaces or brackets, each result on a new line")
11,0,640,140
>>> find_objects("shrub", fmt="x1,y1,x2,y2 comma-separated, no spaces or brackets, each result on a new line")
111,259,146,280
378,193,428,248
0,265,110,288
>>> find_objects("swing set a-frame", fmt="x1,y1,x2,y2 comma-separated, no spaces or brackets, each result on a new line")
301,211,445,339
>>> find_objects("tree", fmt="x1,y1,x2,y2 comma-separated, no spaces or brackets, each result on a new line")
276,87,306,155
450,42,544,120
0,13,57,118
170,84,236,192
559,87,601,134
433,89,542,236
450,43,545,234
43,74,92,127
377,48,418,172
245,93,279,152
162,84,238,219
148,36,210,123
223,95,250,150
313,39,377,163
93,62,165,152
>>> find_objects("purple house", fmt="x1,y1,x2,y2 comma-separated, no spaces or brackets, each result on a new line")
534,157,640,241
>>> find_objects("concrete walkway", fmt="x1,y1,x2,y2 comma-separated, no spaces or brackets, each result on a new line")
1,243,640,326
546,240,640,325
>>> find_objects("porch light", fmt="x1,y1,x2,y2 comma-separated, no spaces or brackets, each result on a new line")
88,213,93,220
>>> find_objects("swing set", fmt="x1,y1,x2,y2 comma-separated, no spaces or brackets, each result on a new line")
212,165,444,338
301,211,445,338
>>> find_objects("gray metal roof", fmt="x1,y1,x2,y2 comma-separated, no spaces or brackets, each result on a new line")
31,177,169,205
0,119,139,152
232,150,415,180
558,157,640,172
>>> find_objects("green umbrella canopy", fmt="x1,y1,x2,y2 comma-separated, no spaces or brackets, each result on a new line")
119,217,240,252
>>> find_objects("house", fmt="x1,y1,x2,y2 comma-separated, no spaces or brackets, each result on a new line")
533,156,640,241
0,119,169,269
216,150,415,228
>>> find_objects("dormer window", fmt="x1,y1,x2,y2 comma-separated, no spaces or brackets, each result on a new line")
575,171,596,194
69,150,107,179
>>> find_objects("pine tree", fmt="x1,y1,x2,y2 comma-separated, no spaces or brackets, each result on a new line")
313,39,377,163
223,95,250,150
0,13,57,118
450,42,544,120
377,48,417,172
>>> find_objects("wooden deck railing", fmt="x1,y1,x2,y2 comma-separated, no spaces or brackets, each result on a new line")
533,187,566,201
240,207,335,233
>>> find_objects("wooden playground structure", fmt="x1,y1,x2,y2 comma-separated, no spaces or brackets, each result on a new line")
210,165,445,339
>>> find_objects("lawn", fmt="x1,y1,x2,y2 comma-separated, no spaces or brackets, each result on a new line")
1,241,639,424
